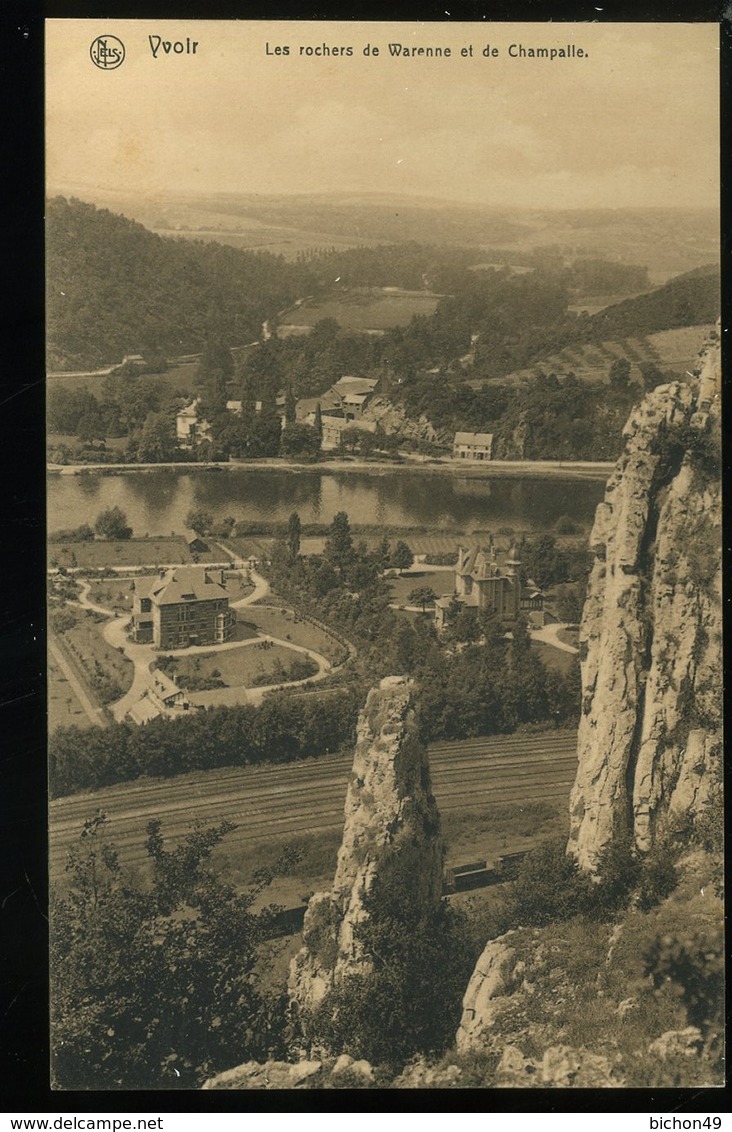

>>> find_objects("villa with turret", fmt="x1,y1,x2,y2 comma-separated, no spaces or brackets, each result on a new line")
434,545,524,629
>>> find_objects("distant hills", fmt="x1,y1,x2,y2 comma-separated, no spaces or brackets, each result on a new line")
49,186,719,281
46,195,719,373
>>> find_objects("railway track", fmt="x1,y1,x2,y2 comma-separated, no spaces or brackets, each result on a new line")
50,730,578,874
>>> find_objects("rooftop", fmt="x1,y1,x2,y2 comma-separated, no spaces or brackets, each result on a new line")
454,431,494,446
134,566,228,606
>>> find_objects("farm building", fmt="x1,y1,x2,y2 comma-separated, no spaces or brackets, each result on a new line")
184,529,210,556
453,431,494,461
131,566,236,649
297,375,380,429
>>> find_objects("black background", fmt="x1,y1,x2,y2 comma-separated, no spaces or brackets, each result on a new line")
0,0,728,1113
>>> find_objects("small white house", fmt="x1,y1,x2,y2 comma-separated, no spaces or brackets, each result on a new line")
453,431,494,461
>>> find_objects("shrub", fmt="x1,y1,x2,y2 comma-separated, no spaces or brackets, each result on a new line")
635,842,678,911
644,927,724,1055
301,850,477,1070
580,829,641,920
498,837,588,928
50,609,77,634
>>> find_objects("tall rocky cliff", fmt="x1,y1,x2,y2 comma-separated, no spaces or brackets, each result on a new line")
567,334,722,871
288,674,443,1020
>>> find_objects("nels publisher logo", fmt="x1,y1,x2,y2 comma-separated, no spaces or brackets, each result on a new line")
90,35,125,69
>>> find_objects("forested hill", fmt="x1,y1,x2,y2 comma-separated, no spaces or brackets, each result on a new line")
47,195,719,376
584,264,719,340
46,197,310,370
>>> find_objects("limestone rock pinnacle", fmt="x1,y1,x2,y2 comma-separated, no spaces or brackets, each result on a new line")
288,675,443,1020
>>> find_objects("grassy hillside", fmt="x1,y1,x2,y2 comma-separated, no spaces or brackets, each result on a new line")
473,324,714,388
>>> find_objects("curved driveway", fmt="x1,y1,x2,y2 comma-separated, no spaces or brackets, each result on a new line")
75,571,335,720
530,622,579,654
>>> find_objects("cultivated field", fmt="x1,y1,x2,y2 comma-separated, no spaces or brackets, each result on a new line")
46,361,200,396
470,324,714,388
53,609,134,704
48,649,96,732
278,288,441,332
47,536,193,570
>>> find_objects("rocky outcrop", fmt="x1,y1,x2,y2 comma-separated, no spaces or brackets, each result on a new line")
362,396,450,447
456,932,518,1052
567,333,722,871
493,411,529,460
202,1056,375,1090
288,675,443,1020
202,1059,324,1090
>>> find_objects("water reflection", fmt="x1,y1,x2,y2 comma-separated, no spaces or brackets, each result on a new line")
48,468,604,535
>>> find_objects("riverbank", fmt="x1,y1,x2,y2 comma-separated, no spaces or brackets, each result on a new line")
47,455,614,481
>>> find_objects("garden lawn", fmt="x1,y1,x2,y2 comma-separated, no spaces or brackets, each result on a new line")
530,639,578,677
240,606,348,666
388,569,453,607
86,577,136,614
160,642,316,690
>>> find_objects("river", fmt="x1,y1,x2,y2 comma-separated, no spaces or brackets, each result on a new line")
47,467,605,537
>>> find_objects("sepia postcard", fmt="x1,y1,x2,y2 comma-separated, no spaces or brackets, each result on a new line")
45,18,722,1094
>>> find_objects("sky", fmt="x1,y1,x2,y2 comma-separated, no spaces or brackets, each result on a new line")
46,20,720,210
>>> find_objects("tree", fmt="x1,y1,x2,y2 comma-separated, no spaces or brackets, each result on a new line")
519,534,568,589
279,422,320,459
51,814,291,1089
313,402,323,447
639,361,666,392
196,339,235,409
284,386,297,426
94,506,132,540
391,541,414,572
250,390,282,457
408,586,437,613
135,411,177,462
554,582,585,625
77,409,107,443
608,357,632,390
324,511,355,578
185,509,213,535
287,512,301,561
373,536,391,571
